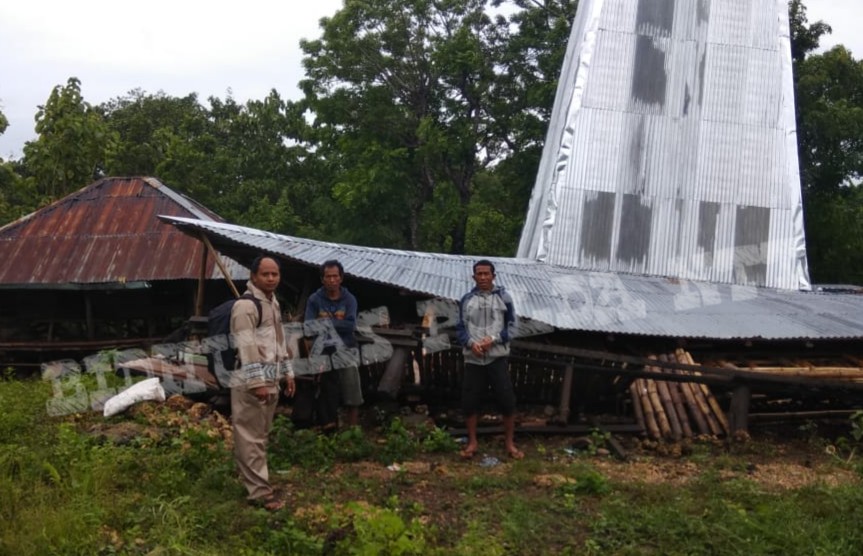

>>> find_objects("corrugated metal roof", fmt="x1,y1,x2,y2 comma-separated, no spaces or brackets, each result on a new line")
0,177,247,285
160,217,863,341
517,0,810,291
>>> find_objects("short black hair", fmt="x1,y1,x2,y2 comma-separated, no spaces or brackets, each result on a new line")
321,259,344,278
473,259,495,275
250,255,280,274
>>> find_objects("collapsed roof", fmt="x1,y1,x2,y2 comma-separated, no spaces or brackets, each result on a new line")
160,216,863,341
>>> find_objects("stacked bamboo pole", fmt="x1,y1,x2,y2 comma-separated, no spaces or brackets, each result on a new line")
630,349,730,441
712,363,863,382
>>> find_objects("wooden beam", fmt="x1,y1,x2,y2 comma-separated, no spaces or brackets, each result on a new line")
0,337,163,351
199,232,239,298
195,240,208,317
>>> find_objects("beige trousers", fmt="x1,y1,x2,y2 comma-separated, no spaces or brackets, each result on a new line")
231,386,278,501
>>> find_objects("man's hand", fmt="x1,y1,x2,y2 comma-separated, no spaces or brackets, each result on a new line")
471,337,493,356
284,377,296,398
253,385,270,402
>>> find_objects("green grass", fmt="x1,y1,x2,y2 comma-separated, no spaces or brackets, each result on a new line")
2,376,863,555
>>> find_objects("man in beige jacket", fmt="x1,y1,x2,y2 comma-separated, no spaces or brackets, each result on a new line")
230,255,295,511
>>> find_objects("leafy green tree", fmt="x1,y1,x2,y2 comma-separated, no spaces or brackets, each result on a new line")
22,77,114,199
0,106,8,136
298,0,513,252
804,188,863,284
476,0,577,255
101,89,207,176
0,168,39,227
788,0,831,65
789,1,863,285
796,47,863,285
147,91,323,237
1,105,37,225
795,46,863,195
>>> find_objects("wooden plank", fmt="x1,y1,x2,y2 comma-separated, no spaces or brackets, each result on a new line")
729,384,751,433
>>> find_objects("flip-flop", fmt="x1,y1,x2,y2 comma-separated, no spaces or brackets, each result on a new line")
507,448,525,460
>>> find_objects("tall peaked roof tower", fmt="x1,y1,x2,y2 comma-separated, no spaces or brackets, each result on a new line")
517,0,810,290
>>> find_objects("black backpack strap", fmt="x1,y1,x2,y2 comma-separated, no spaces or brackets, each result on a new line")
239,292,263,327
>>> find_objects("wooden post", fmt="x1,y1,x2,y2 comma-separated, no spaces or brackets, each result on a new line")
84,293,94,341
559,364,574,424
195,241,208,317
199,233,239,298
729,384,751,434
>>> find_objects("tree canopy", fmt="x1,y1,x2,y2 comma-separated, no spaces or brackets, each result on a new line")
22,78,113,199
789,0,863,284
1,1,862,286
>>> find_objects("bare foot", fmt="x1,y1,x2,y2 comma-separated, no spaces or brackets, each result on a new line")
507,447,524,460
460,444,478,459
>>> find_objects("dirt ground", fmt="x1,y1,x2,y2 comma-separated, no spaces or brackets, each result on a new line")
319,430,861,490
98,397,860,518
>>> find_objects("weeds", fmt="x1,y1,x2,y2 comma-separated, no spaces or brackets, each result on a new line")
378,418,418,464
330,501,428,555
851,411,863,444
333,426,375,462
3,377,863,555
420,425,459,454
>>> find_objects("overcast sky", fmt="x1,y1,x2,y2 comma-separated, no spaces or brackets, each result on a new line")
0,0,859,160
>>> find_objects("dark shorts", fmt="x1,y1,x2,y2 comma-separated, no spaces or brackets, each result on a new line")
338,365,364,407
291,371,340,429
461,357,516,417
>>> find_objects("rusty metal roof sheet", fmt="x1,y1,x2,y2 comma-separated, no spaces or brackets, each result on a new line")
517,0,810,291
0,177,246,286
161,217,863,341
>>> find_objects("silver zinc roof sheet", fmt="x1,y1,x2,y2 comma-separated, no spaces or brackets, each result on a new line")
161,217,863,340
517,0,810,291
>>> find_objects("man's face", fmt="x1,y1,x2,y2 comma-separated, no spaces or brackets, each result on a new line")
322,265,343,295
251,258,280,296
473,264,495,291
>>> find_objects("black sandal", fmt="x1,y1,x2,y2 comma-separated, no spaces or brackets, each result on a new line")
249,494,285,512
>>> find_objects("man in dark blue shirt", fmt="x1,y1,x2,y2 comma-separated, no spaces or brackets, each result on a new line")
304,259,363,428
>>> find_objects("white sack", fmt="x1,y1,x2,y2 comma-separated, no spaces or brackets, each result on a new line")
103,377,166,417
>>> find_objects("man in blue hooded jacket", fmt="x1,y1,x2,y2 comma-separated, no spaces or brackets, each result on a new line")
304,259,363,428
456,259,522,459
